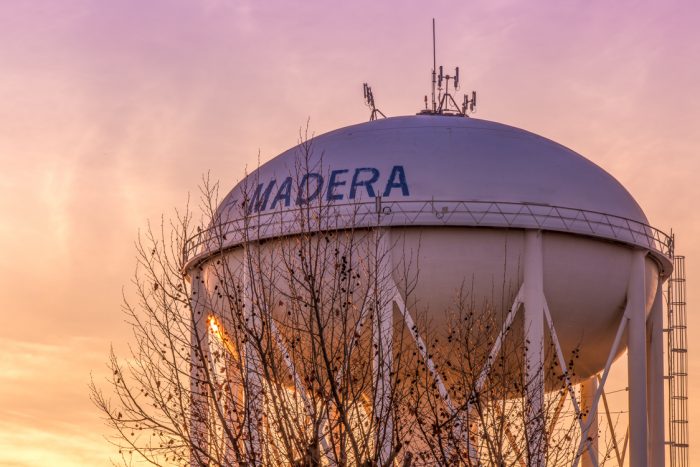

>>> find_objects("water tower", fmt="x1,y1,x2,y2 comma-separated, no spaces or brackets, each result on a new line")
183,39,687,467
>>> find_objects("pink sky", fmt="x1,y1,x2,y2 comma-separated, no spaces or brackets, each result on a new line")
0,0,698,464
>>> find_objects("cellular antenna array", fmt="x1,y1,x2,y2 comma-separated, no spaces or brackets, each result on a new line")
363,83,386,121
420,18,477,117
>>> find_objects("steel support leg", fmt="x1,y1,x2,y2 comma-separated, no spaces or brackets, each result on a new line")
524,230,545,467
647,278,665,466
581,377,599,467
374,293,394,464
374,231,394,464
190,272,211,467
392,288,475,461
575,313,628,467
243,249,264,466
627,250,648,467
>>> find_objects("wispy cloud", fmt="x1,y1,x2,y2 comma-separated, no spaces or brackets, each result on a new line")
0,0,698,463
0,420,108,466
0,337,113,465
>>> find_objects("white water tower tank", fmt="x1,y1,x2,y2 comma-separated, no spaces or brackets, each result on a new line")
189,115,671,381
185,114,674,466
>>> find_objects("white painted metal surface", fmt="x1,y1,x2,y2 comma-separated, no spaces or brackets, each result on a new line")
195,116,670,270
187,115,674,466
221,115,649,224
580,377,598,467
187,115,671,379
523,231,545,467
627,250,649,467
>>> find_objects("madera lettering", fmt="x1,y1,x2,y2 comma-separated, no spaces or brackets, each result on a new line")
244,165,410,214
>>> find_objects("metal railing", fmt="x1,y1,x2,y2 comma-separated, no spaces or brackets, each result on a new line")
183,199,673,269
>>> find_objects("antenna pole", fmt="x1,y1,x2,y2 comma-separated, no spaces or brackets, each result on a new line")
418,18,477,117
362,83,386,121
432,18,436,112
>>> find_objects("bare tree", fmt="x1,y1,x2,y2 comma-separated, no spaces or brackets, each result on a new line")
92,142,619,466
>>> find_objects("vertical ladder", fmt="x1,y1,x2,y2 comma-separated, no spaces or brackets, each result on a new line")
667,255,689,466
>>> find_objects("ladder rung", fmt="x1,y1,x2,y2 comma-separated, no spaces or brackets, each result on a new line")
667,259,688,464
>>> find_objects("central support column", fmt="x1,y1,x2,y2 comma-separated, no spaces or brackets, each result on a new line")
581,377,599,467
627,250,648,467
524,230,546,467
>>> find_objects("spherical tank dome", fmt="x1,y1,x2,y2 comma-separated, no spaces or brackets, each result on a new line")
223,115,645,221
188,114,673,385
203,115,670,273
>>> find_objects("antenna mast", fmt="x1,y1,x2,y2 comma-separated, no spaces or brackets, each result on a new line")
420,18,477,117
363,83,386,121
432,18,437,113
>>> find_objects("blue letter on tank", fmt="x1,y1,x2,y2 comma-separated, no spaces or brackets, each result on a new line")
382,165,410,197
246,165,410,214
